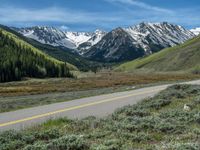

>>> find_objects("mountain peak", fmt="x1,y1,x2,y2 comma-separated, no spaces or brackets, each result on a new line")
190,27,200,36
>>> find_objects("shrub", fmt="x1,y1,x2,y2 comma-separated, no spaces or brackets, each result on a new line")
120,132,151,142
174,143,200,150
194,112,200,124
113,105,150,118
33,128,60,140
91,139,121,150
23,141,48,150
159,110,196,123
155,120,186,134
0,140,25,150
46,134,89,150
141,98,172,109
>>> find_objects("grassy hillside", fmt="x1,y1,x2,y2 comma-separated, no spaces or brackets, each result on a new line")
116,36,200,73
1,84,200,149
0,28,77,82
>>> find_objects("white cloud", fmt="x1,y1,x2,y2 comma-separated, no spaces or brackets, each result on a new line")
0,7,121,25
59,25,69,31
0,4,198,30
105,0,173,14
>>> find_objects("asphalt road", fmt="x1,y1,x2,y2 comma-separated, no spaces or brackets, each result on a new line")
0,80,200,131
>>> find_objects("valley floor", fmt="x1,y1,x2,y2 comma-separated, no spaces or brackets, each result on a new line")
1,84,200,150
0,72,200,113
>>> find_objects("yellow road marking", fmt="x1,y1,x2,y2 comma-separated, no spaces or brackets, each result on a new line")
0,88,161,128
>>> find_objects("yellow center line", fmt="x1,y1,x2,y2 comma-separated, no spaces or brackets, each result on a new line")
0,88,161,128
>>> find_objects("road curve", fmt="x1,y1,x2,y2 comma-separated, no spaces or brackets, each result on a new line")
0,80,200,131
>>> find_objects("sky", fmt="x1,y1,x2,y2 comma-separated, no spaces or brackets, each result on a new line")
0,0,199,31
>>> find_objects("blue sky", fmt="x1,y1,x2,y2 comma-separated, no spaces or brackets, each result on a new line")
0,0,199,31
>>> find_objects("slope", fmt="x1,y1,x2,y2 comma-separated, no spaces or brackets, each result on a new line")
116,36,200,72
0,27,77,82
1,25,100,71
84,27,145,62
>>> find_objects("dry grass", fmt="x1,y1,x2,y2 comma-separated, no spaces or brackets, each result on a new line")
0,72,200,97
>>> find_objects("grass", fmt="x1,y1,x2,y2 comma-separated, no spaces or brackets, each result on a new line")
0,72,200,113
1,84,200,150
0,86,132,113
1,72,199,97
116,35,200,72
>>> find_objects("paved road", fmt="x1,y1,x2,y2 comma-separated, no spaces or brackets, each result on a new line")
0,80,200,131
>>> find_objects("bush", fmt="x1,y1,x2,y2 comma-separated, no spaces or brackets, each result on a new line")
174,143,200,150
91,139,121,150
23,141,48,150
46,135,89,150
120,132,151,142
141,98,172,109
34,128,60,140
113,105,150,118
194,112,200,124
155,119,186,134
159,110,196,123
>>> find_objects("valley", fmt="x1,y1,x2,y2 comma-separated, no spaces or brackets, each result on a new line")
0,22,200,115
0,9,200,149
0,72,200,113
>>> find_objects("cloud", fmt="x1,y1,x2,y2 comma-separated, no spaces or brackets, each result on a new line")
105,0,173,14
59,25,70,31
0,6,121,25
0,3,199,30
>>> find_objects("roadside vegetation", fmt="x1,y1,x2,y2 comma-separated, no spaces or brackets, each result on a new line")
1,84,200,150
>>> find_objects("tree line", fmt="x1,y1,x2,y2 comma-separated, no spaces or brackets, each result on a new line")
0,29,73,82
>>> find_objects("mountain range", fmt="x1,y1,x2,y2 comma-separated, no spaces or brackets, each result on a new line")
15,22,197,62
15,27,107,55
85,22,195,62
0,22,200,82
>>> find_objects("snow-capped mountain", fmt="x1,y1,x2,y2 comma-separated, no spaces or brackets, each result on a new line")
84,22,195,62
16,26,106,53
190,28,200,35
124,22,195,53
15,22,195,62
84,27,145,62
78,29,107,54
17,26,76,49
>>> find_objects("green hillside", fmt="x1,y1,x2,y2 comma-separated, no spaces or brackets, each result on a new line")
116,36,200,73
0,28,77,82
0,25,103,72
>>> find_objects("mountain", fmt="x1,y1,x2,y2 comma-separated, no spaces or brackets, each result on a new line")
2,25,102,71
116,35,200,72
84,27,146,62
77,30,107,54
124,22,194,53
190,28,200,35
15,26,106,54
14,22,195,63
0,27,76,82
85,22,195,62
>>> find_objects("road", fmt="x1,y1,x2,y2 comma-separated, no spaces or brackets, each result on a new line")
0,80,200,131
